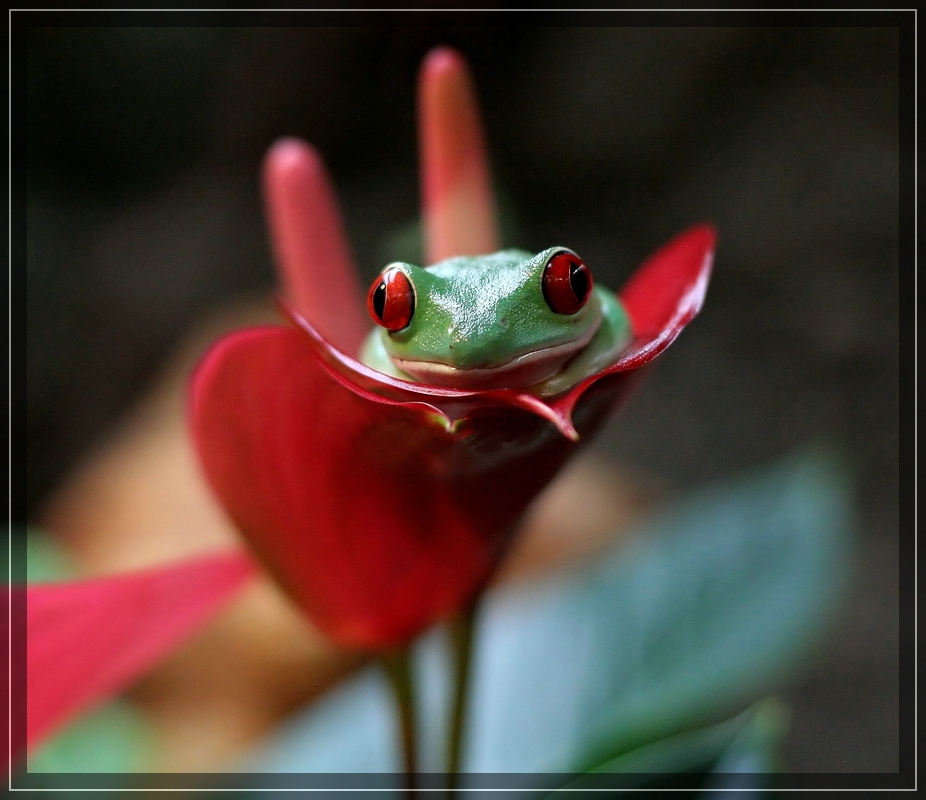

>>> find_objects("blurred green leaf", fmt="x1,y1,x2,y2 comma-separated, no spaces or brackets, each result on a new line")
379,189,524,268
242,447,854,781
381,219,424,267
27,701,156,773
555,446,854,772
25,527,76,584
700,699,788,797
593,698,786,776
547,699,787,798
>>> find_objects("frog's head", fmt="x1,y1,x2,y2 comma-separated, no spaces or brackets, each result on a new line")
366,247,602,390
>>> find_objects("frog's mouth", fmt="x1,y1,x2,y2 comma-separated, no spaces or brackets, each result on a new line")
389,321,599,391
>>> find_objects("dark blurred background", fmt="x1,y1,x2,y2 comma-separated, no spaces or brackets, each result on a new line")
24,24,901,772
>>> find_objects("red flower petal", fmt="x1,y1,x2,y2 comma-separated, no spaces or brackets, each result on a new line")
189,226,715,651
262,138,369,354
419,46,498,263
10,551,254,764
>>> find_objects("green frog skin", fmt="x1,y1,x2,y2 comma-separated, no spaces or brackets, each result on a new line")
360,247,632,398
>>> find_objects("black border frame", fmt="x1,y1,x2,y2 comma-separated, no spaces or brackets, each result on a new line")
8,8,916,795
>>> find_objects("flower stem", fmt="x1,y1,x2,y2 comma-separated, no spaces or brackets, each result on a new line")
381,646,417,792
447,602,477,789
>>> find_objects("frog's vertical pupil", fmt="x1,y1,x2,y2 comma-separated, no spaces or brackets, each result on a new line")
569,261,589,303
372,282,387,321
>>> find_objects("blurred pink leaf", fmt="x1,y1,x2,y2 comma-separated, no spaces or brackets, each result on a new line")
16,550,255,764
262,138,368,354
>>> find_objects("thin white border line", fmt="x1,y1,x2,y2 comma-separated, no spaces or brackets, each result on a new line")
2,788,921,793
7,7,13,792
3,6,922,11
913,5,918,794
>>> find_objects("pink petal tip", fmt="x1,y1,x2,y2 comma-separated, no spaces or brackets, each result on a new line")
419,47,499,263
262,137,368,355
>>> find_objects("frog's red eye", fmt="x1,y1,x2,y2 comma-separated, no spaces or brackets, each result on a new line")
541,251,592,315
367,267,415,332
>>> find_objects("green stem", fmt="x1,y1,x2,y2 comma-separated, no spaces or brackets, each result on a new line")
381,646,417,793
447,603,478,789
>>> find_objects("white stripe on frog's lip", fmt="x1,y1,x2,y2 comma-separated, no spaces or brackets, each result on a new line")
389,317,600,391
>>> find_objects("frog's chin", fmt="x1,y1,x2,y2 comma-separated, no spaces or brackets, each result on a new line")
389,324,598,391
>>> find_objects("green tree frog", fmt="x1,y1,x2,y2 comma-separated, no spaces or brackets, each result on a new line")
360,247,632,397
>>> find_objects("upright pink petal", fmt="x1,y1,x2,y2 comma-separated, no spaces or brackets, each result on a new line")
18,550,255,761
419,47,499,263
262,138,368,354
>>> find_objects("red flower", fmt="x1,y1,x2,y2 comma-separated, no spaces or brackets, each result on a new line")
13,46,713,765
188,49,715,649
